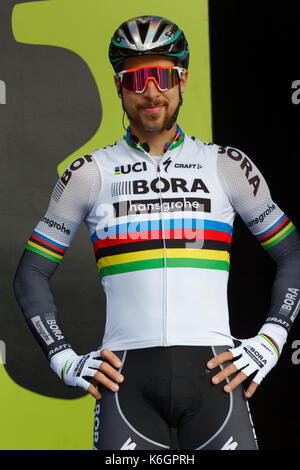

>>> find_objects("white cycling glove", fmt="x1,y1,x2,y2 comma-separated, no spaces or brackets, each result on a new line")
50,349,102,391
229,324,287,384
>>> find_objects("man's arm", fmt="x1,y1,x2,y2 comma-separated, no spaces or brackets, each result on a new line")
14,155,124,398
14,250,70,359
208,145,300,396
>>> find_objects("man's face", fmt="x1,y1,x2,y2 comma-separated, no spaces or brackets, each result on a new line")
114,56,188,132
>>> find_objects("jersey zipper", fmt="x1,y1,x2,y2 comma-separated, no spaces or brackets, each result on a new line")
157,163,168,347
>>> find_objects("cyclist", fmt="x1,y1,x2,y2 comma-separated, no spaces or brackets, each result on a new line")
14,16,300,450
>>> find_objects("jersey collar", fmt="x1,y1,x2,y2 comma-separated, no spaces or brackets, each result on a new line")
124,124,184,155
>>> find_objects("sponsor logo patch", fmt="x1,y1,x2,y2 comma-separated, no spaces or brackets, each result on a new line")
247,204,276,228
114,162,147,174
53,155,93,201
113,197,211,217
218,146,260,196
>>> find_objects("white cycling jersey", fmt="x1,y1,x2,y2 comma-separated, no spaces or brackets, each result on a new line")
26,126,295,352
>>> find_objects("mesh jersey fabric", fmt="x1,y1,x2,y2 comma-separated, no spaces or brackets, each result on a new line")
17,134,300,352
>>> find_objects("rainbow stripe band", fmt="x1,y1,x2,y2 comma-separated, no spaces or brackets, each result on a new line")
92,218,233,242
98,256,230,278
125,124,184,155
61,360,68,383
163,126,184,153
259,334,280,358
92,218,233,278
257,214,296,250
26,230,67,264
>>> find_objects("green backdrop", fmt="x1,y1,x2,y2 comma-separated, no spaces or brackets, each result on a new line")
0,0,212,450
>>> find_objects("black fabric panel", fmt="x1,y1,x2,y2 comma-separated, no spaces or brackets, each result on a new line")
209,0,300,450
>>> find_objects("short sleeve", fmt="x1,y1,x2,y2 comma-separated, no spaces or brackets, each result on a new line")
216,145,296,250
25,155,101,264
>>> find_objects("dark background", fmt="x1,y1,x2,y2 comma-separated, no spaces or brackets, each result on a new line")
209,0,300,450
0,0,299,450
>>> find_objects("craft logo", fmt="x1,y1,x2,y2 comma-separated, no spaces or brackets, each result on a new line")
174,163,203,169
0,340,6,364
0,80,6,104
48,343,72,360
291,80,300,105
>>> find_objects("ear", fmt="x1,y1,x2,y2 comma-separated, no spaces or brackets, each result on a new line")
180,69,189,94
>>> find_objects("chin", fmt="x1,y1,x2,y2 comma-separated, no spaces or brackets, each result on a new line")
142,124,165,132
141,116,171,132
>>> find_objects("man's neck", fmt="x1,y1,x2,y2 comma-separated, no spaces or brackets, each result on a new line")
129,123,178,156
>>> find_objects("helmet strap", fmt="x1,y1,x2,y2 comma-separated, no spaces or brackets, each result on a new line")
122,110,127,132
166,81,183,131
119,85,128,132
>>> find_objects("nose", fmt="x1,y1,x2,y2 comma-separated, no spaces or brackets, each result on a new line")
143,78,161,98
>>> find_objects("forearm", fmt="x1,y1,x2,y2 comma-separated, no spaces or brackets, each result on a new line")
14,250,73,360
259,230,300,350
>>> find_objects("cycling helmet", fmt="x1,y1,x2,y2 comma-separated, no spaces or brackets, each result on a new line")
109,15,189,72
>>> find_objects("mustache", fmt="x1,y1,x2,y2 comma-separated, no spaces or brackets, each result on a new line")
137,99,168,109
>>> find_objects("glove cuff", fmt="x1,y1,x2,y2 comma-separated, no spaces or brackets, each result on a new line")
50,348,77,380
258,323,288,356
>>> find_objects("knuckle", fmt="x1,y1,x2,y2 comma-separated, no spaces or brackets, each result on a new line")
93,371,100,381
99,361,107,372
94,371,104,382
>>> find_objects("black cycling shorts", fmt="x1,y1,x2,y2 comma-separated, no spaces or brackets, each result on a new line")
93,346,258,450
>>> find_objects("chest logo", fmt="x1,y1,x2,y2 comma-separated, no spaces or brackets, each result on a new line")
162,157,172,173
174,163,203,169
115,162,147,175
132,177,209,194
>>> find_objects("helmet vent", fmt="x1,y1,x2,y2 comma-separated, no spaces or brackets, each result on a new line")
122,24,134,45
152,21,169,43
138,22,150,44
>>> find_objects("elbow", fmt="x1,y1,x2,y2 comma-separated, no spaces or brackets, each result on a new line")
13,255,27,307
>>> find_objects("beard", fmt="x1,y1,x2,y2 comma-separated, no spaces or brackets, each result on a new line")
124,97,177,132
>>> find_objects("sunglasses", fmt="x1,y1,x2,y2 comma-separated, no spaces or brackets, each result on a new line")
116,65,185,94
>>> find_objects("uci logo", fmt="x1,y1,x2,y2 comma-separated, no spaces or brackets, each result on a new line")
114,162,147,175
